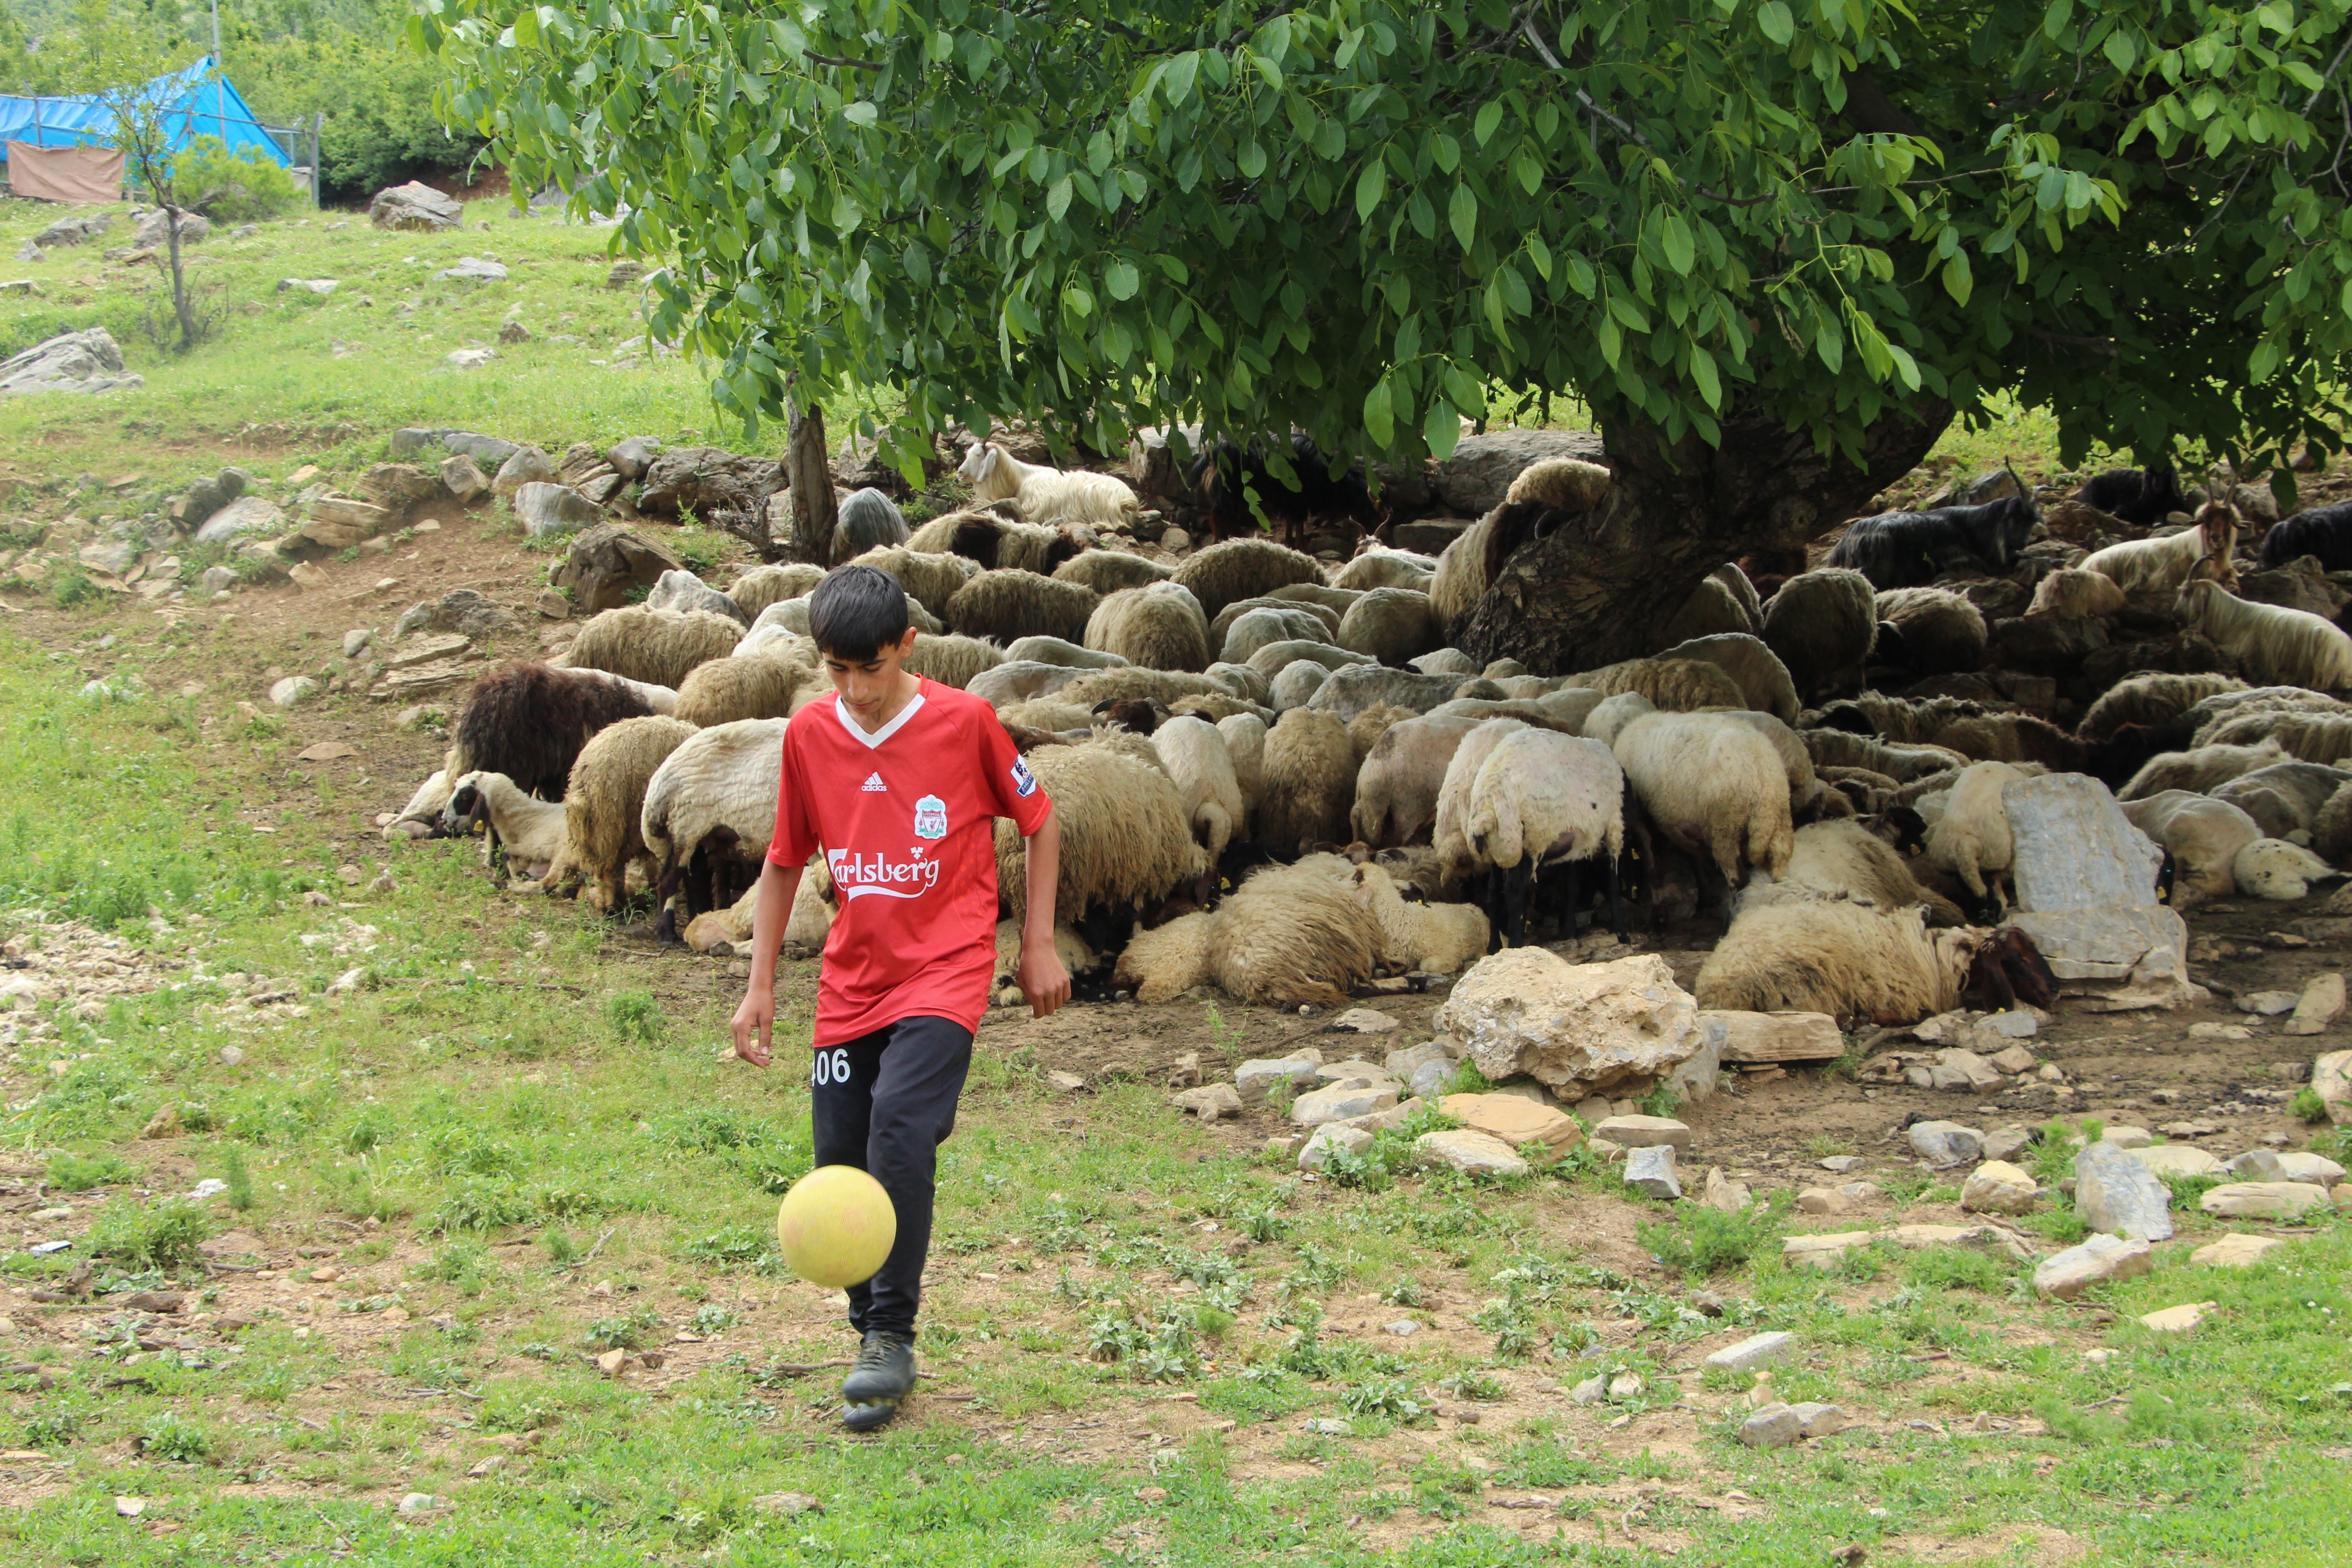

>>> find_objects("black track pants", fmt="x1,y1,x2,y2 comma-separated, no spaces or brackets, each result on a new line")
807,1014,974,1340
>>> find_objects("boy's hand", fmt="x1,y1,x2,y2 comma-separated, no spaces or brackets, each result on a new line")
1018,936,1071,1019
731,985,775,1067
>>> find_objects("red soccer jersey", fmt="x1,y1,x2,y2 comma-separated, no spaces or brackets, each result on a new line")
766,678,1054,1045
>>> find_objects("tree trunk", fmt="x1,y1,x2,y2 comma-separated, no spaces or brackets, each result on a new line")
162,201,196,351
784,397,838,564
1457,398,1954,675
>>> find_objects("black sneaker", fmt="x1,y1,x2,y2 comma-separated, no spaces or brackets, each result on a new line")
839,1330,916,1429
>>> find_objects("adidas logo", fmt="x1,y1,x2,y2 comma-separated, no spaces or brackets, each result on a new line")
861,772,887,793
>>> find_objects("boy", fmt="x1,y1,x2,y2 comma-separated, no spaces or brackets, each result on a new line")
730,564,1068,1432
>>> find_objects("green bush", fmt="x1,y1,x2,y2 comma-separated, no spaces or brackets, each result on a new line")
45,1151,135,1192
138,1411,214,1463
1637,1194,1789,1277
87,1196,213,1270
170,136,301,222
606,989,663,1044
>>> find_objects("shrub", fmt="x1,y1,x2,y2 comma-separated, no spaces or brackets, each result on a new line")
170,136,302,222
45,1151,135,1192
138,1411,215,1463
87,1196,212,1270
1637,1195,1790,1278
2293,1087,2330,1125
606,989,662,1044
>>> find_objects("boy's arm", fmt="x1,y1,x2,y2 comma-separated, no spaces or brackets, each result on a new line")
730,857,804,1067
1017,805,1070,1019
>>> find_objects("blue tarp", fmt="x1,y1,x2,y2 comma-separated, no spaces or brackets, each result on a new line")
0,57,292,167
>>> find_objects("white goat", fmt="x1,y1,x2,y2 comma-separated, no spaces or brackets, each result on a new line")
2175,578,2352,691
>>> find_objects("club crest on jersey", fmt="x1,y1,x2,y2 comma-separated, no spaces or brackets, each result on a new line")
1010,757,1038,798
913,794,949,839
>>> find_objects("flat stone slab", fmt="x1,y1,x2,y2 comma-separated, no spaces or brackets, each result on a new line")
2199,1181,2330,1219
1440,1092,1581,1153
2033,1233,2153,1299
388,634,470,668
1290,1082,1398,1127
1414,1128,1529,1178
1705,1009,1843,1063
2190,1233,2288,1268
1593,1114,1691,1149
1703,1331,1794,1373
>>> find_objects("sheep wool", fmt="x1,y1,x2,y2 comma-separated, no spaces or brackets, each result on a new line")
1269,659,1332,712
1216,712,1268,827
944,569,1100,647
2118,791,2262,907
1660,574,1756,645
1057,666,1234,708
1112,911,1214,1004
1205,861,1381,1006
441,771,571,876
1431,718,1533,880
1873,587,1988,676
564,716,699,920
1150,715,1246,861
994,699,1096,732
1351,714,1480,847
1266,581,1363,617
1923,760,2026,914
902,633,1010,691
1222,606,1336,666
1346,701,1419,764
993,742,1208,922
675,653,808,726
2234,837,2339,900
640,718,791,936
2081,502,2239,596
847,545,981,619
1610,710,1796,890
1568,656,1747,713
1503,457,1611,511
1655,633,1800,725
1800,728,1968,784
2211,760,2352,838
1347,861,1488,974
386,768,454,839
2078,673,2249,743
2186,687,2352,745
1004,635,1128,671
831,486,910,564
958,441,1140,526
1054,549,1171,594
1332,549,1438,593
1084,580,1213,672
1742,820,1965,925
1212,593,1342,648
1429,511,1494,630
1337,587,1443,667
1760,567,1879,701
646,569,749,626
1255,707,1358,855
565,606,744,691
2027,567,2129,619
2119,738,2289,801
1464,730,1625,873
450,663,660,802
727,562,827,619
2175,578,2352,691
1171,536,1328,621
1693,903,1975,1022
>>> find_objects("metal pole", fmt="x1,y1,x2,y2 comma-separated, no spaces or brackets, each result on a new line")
312,111,322,206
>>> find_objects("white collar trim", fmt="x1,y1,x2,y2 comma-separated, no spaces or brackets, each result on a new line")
833,687,926,750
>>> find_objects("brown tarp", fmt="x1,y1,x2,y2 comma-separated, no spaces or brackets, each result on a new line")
5,141,124,204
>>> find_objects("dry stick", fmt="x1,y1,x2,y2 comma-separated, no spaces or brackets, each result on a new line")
559,1227,617,1272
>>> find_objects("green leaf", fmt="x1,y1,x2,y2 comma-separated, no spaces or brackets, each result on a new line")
1423,397,1460,460
843,100,877,126
1048,176,1073,222
1104,260,1140,300
513,6,541,47
2043,0,2073,39
1356,159,1386,222
1162,53,1199,105
1941,256,1972,306
1238,138,1267,179
1448,182,1478,250
1527,233,1553,280
1688,345,1720,409
1756,0,1794,45
1363,379,1395,447
1563,253,1596,297
1473,101,1503,147
1660,212,1694,275
2102,29,2136,72
1814,321,1844,373
2249,338,2281,382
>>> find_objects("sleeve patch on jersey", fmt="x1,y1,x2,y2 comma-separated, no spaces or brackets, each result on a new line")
1011,757,1038,798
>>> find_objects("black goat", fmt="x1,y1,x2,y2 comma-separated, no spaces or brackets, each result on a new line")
2075,466,2189,526
1967,926,2059,1011
1824,492,2044,589
451,664,656,801
2258,501,2352,571
1188,434,1378,549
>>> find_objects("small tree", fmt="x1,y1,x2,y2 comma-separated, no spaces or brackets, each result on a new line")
54,0,206,351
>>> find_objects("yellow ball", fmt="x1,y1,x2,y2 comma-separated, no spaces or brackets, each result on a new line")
775,1165,897,1289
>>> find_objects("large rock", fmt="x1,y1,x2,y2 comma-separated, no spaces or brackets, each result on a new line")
493,445,558,496
1960,1160,2037,1215
637,446,779,516
2032,1233,2153,1299
1439,1092,1581,1154
436,256,508,283
393,588,515,642
1299,1123,1373,1170
2073,1138,2174,1241
1593,1114,1691,1149
1290,1080,1397,1127
20,211,110,257
2314,1049,2352,1126
391,429,522,469
1906,1120,1982,1167
1705,1009,1842,1063
1413,1128,1529,1178
2283,973,2346,1036
1704,1331,1793,1373
0,328,143,395
440,454,490,502
2132,1144,2225,1179
2191,1233,2288,1268
513,482,603,539
1436,949,1700,1095
552,524,683,613
299,495,390,549
1431,429,1609,516
132,208,209,249
2198,1181,2330,1219
607,436,664,479
370,181,463,231
193,494,283,544
359,463,444,511
2004,773,2195,1000
1622,1143,1681,1199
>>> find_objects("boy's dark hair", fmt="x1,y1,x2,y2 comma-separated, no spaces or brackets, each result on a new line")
808,564,911,660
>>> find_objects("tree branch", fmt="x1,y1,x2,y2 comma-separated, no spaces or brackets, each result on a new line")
804,50,883,72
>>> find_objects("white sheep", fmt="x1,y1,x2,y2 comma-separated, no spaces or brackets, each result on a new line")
440,770,570,879
1346,860,1488,974
1150,715,1246,862
2118,790,2262,907
2174,578,2352,691
957,440,1140,527
640,718,790,935
1430,718,1532,883
1216,712,1267,831
1462,728,1630,943
1607,707,1794,919
2234,837,2341,900
1737,819,1965,925
1922,760,2025,918
386,769,454,840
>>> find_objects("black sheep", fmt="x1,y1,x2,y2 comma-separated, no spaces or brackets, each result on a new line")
1823,493,2044,589
2257,501,2352,572
2075,466,2189,526
450,664,657,801
1188,434,1378,549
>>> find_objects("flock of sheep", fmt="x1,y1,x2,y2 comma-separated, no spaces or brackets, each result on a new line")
378,437,2352,1030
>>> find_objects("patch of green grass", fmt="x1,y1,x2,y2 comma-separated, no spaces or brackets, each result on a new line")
1637,1194,1791,1278
84,1195,213,1270
43,1150,135,1191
